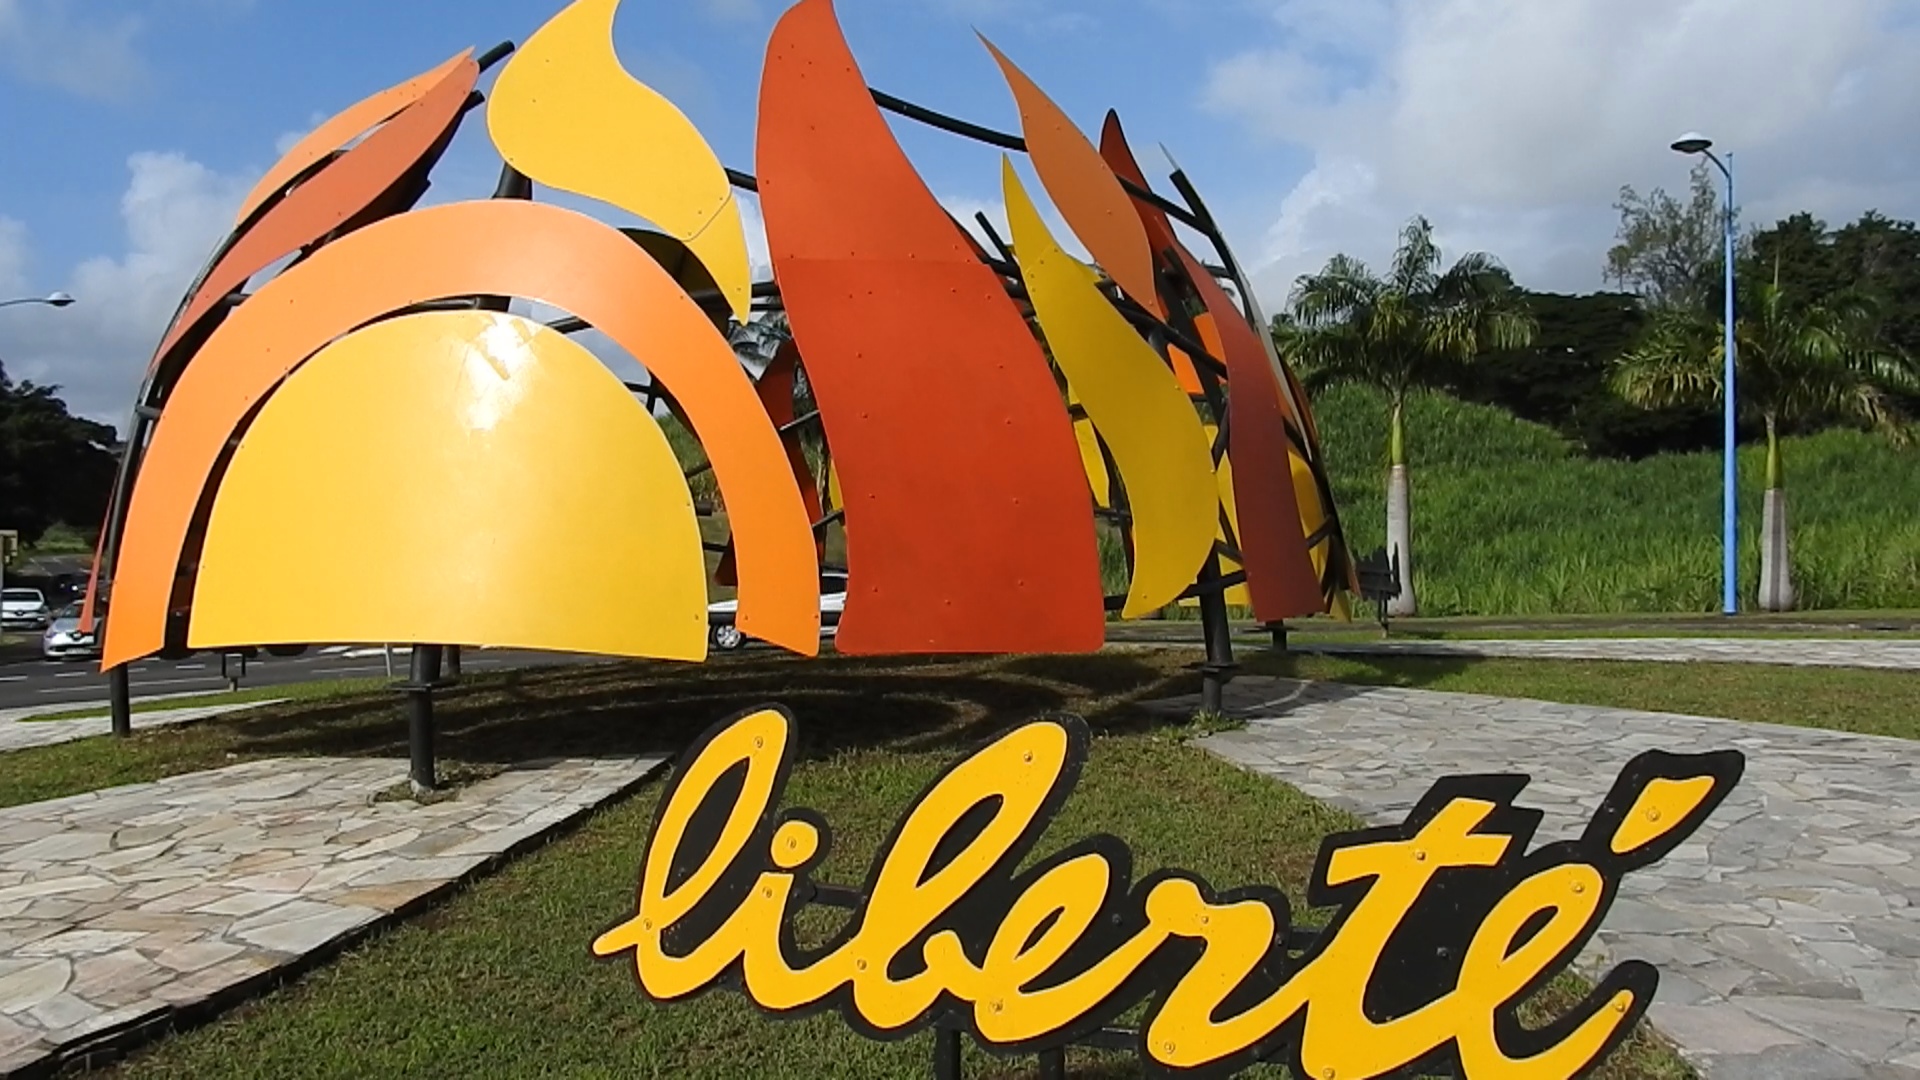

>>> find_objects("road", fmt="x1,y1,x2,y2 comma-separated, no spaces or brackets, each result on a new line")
0,646,604,711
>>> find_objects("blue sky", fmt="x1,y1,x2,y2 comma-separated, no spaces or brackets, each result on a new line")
3,0,1916,426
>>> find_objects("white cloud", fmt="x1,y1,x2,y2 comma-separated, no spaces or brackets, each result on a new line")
1206,0,1920,307
0,0,150,102
0,153,249,429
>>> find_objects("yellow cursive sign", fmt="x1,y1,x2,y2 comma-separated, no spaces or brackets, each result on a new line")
595,706,1742,1078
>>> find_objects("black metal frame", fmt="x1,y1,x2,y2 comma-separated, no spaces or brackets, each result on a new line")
90,47,1353,797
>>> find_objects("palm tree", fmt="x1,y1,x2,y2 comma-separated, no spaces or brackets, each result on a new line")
1614,268,1917,611
1283,217,1536,616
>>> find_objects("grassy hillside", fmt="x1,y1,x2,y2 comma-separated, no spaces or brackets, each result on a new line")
1313,384,1920,614
659,387,1917,615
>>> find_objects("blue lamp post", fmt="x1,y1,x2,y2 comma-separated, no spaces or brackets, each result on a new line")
1671,133,1738,616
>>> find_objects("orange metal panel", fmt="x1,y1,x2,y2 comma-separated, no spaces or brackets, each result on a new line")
155,57,478,366
191,312,710,660
234,51,473,228
981,39,1162,319
105,200,817,668
757,0,1103,655
1170,242,1323,620
719,341,826,586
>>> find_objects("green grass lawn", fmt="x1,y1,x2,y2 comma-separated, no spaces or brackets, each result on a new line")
81,650,1687,1080
1312,385,1920,614
1244,652,1920,741
15,646,1913,1078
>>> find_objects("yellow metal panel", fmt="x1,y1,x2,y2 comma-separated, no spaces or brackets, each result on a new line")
1183,425,1249,609
190,311,708,660
1003,161,1214,619
826,458,844,515
487,0,751,320
1212,437,1252,609
1290,446,1329,589
1067,386,1111,509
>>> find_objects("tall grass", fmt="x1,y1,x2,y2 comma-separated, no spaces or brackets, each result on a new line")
1316,384,1920,614
657,386,1918,615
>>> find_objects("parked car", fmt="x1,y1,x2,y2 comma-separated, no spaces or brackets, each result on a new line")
2,588,51,632
41,603,101,661
707,571,848,651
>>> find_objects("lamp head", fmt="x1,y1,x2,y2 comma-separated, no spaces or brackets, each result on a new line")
44,291,75,308
1670,133,1714,155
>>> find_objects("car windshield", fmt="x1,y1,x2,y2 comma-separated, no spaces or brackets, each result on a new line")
2,589,41,603
54,603,84,620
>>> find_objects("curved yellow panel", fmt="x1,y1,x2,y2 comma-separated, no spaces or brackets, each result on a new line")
190,311,708,661
1291,445,1331,583
1183,426,1250,610
1004,161,1214,618
1212,434,1252,609
824,456,844,516
1067,387,1111,509
487,0,751,320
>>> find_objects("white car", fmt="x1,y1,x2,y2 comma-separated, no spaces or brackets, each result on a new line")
708,571,847,651
2,588,51,632
41,602,100,661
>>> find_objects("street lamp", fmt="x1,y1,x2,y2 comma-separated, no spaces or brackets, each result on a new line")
1670,132,1738,617
0,291,75,310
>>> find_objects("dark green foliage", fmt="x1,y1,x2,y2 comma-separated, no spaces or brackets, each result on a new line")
1456,291,1726,457
0,362,117,545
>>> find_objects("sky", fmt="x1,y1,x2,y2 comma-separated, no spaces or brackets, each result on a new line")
2,0,1917,430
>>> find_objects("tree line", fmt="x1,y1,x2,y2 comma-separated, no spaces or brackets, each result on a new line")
1277,162,1920,614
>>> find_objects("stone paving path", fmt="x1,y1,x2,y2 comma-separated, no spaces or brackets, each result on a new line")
1296,636,1920,671
0,754,665,1077
1162,677,1920,1079
0,702,281,754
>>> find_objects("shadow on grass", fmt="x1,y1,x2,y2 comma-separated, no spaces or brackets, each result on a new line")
199,650,1215,773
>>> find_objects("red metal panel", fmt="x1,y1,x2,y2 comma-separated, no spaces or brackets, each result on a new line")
1170,243,1324,620
1098,113,1201,394
757,0,1103,655
153,58,479,367
104,200,818,668
1097,112,1325,617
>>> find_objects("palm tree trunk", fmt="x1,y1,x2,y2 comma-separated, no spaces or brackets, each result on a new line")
1757,416,1796,612
1386,396,1416,616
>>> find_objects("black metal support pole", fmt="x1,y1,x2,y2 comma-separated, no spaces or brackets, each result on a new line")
1197,554,1236,715
1268,621,1289,652
109,664,132,738
406,645,443,793
932,1025,963,1080
1036,1048,1068,1080
445,645,461,681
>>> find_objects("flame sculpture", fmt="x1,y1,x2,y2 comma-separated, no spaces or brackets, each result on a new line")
86,0,1357,671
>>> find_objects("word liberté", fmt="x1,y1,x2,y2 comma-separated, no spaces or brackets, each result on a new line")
595,706,1741,1078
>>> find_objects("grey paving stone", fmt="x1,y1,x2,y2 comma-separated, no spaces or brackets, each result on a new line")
1186,676,1920,1078
0,753,666,1075
0,701,287,753
1294,637,1920,671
